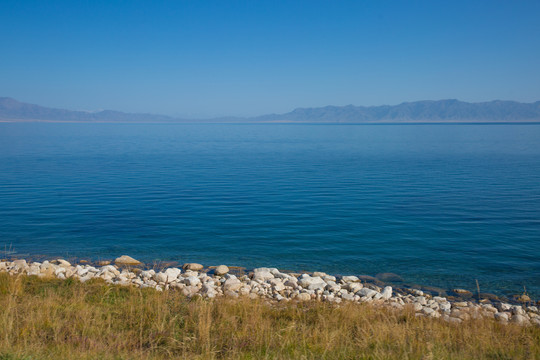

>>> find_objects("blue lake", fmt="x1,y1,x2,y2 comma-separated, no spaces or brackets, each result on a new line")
0,123,539,297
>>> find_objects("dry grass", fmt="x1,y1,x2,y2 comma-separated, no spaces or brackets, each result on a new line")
0,273,538,359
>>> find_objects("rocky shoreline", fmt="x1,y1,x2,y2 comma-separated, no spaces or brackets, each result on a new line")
1,255,538,327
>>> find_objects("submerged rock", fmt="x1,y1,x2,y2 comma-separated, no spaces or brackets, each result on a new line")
375,273,404,283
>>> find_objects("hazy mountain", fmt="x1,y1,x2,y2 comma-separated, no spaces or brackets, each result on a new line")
0,97,179,123
1,97,540,123
254,99,540,123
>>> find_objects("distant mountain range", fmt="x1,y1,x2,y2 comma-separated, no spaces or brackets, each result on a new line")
1,97,540,123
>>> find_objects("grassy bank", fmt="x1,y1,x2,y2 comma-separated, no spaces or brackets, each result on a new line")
0,273,538,359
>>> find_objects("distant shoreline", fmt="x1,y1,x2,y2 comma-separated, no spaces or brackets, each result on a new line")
2,119,540,125
2,97,540,124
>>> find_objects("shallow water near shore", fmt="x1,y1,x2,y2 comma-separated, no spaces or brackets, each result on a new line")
0,123,539,297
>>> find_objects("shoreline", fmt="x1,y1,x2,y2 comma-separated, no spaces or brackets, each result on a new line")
3,252,536,301
1,255,538,327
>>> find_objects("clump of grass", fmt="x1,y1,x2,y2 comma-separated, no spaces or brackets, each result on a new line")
0,273,538,359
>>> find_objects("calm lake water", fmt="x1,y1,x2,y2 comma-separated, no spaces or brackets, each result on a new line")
0,123,539,297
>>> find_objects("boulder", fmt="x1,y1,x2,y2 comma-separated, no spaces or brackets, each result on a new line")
52,259,71,267
164,267,182,281
184,276,201,287
381,286,393,300
510,314,530,325
296,293,311,301
298,276,325,288
183,263,204,271
346,283,363,293
307,282,326,291
440,302,452,311
356,288,377,299
269,279,285,292
341,275,360,283
494,312,510,322
253,267,278,274
12,259,28,271
114,255,142,266
154,272,168,283
253,271,274,281
223,277,242,292
214,265,229,276
182,286,200,297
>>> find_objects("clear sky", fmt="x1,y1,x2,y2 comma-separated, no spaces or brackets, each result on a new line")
1,1,540,118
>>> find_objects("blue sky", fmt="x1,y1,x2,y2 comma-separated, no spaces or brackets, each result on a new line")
1,1,540,118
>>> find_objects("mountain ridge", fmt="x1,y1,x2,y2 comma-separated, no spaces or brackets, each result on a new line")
2,97,540,123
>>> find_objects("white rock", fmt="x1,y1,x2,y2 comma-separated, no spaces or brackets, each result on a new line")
298,276,324,288
223,278,242,291
164,267,182,281
253,267,278,274
381,286,392,300
356,288,377,299
307,282,326,291
415,296,427,305
253,270,274,281
12,259,28,270
511,306,525,316
440,302,452,311
481,304,497,313
79,274,93,283
341,275,360,283
326,283,341,293
182,286,199,297
184,276,201,287
422,307,435,316
269,279,285,292
296,293,311,301
510,314,529,325
56,259,71,267
346,283,363,293
154,272,168,283
102,265,120,276
447,316,462,324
